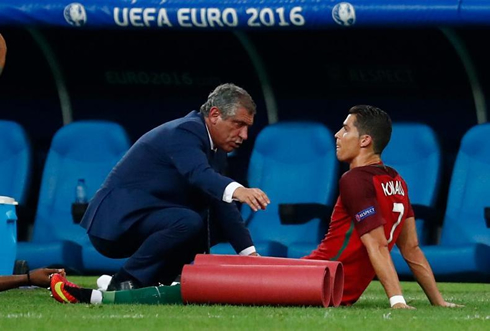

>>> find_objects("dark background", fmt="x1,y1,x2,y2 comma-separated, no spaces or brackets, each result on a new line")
0,27,486,240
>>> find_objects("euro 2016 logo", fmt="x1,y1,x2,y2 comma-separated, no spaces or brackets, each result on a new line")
332,2,356,27
64,3,87,27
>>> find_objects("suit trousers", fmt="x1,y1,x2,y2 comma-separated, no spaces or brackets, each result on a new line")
89,207,212,286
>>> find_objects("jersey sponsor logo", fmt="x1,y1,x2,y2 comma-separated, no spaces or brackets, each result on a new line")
381,180,405,197
355,206,376,222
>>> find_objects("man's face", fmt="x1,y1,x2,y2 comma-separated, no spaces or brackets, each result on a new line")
209,106,254,152
334,114,361,163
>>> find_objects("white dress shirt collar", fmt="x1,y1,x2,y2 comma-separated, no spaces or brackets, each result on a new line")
205,123,217,152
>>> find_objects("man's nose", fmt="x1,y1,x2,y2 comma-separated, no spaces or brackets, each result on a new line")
239,126,248,140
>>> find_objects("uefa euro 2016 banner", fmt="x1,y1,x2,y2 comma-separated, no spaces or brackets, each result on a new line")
0,0,489,29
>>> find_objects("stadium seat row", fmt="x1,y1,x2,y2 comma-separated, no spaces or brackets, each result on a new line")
0,119,488,281
0,120,130,274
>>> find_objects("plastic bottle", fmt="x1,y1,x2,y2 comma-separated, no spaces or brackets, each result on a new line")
75,179,88,203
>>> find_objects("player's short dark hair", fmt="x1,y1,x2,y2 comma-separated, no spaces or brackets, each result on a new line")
348,105,392,154
200,83,256,119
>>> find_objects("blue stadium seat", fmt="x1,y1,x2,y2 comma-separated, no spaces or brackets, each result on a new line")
17,121,130,273
212,122,338,257
383,123,443,276
0,197,19,275
0,121,31,275
417,124,490,281
0,120,32,205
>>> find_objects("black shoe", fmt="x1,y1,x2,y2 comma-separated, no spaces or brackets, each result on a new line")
107,278,140,291
107,270,142,291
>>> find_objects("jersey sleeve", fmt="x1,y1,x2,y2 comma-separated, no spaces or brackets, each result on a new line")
339,170,386,236
397,174,415,219
405,189,415,218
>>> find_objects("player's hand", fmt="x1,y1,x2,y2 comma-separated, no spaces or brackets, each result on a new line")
392,302,416,309
436,301,464,308
233,187,270,212
29,268,66,288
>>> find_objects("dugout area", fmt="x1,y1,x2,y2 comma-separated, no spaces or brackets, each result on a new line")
0,1,489,281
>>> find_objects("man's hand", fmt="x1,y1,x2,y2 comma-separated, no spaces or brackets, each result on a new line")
233,187,270,212
392,302,416,309
29,268,66,288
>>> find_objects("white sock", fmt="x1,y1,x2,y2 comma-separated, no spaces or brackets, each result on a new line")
97,275,112,291
90,290,103,305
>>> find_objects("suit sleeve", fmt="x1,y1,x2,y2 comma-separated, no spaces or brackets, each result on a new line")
210,199,254,253
163,122,234,201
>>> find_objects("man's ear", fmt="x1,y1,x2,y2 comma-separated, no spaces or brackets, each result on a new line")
208,107,221,125
360,134,372,148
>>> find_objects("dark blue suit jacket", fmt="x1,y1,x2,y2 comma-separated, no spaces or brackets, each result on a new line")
80,111,253,253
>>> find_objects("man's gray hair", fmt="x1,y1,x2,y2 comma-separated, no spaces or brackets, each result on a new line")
200,83,256,119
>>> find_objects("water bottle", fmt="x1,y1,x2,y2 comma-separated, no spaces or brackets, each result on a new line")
75,179,87,204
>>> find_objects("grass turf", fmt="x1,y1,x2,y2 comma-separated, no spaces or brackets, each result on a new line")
0,277,488,330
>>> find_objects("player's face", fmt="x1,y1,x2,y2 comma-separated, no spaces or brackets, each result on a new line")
335,114,361,162
210,106,253,152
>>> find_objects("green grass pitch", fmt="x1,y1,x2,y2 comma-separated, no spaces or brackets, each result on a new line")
0,277,488,330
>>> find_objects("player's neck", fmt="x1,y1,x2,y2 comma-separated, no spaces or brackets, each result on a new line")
349,152,382,169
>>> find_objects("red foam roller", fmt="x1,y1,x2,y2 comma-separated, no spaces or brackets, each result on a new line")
181,264,331,307
194,254,344,307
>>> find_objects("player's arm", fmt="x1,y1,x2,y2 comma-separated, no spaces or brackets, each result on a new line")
0,268,65,291
396,217,463,307
0,33,6,76
360,226,415,309
0,274,30,291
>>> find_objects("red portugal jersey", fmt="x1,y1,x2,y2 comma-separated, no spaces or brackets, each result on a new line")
304,164,414,305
